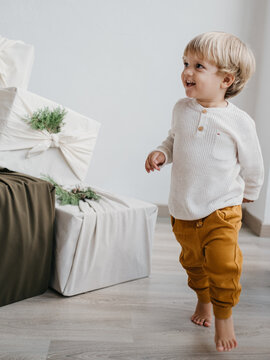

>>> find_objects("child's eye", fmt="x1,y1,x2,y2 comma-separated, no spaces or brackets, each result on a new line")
183,62,189,68
196,63,204,69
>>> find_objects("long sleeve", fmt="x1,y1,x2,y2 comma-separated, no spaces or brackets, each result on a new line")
154,104,177,165
156,128,174,164
237,119,264,200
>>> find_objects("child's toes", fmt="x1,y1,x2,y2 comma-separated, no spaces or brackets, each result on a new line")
216,340,224,352
224,340,231,351
192,316,202,325
203,320,211,327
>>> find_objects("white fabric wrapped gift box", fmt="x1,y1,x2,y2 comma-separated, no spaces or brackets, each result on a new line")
0,35,34,89
0,87,100,185
0,87,158,296
51,187,157,296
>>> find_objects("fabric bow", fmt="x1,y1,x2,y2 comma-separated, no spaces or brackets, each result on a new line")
26,130,97,180
0,121,98,181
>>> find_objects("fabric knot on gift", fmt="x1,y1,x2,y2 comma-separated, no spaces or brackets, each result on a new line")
0,125,97,181
51,133,60,148
24,130,96,180
0,89,100,182
26,130,64,157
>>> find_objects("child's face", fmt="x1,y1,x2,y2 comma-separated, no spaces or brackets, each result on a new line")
181,52,227,106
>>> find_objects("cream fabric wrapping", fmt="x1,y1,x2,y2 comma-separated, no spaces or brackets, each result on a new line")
50,186,158,296
0,87,100,185
0,35,34,89
0,120,98,181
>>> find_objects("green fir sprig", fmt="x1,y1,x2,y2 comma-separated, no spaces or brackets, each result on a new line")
25,106,67,133
44,176,101,206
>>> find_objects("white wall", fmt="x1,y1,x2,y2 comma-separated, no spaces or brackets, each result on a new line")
0,0,268,222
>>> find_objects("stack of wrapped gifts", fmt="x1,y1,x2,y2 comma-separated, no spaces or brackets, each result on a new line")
0,35,55,306
0,34,158,299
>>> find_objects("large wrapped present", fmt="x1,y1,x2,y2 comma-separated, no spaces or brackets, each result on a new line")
0,87,158,297
0,35,34,89
0,87,100,185
50,186,158,296
0,168,55,307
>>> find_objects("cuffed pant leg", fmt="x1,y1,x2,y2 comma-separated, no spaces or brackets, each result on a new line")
201,205,243,319
171,216,210,303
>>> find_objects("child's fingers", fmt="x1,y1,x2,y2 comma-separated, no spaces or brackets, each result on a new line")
151,154,161,170
152,162,160,171
148,157,158,171
145,155,158,172
145,152,164,173
145,158,154,172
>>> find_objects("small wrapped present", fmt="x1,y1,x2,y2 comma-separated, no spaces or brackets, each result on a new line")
0,87,100,185
0,168,55,307
50,185,158,296
0,35,34,89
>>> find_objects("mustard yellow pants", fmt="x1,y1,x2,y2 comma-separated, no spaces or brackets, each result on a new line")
171,205,243,319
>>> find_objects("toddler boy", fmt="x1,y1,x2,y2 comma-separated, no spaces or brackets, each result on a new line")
145,32,264,352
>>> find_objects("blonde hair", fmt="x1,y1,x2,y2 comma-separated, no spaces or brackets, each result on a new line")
183,32,256,98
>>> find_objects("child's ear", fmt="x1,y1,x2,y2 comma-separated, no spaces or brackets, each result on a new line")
221,73,235,89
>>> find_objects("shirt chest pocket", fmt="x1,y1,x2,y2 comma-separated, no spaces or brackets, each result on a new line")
212,131,236,160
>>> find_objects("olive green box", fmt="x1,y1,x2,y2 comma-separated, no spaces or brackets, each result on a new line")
0,168,55,307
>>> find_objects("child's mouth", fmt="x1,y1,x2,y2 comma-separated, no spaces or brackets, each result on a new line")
186,80,196,87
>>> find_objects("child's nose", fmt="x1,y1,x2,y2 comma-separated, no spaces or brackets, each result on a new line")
184,67,193,76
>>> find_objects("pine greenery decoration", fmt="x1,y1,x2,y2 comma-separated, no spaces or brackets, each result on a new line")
44,176,101,206
25,106,67,133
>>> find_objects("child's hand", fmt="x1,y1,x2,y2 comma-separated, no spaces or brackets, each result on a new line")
242,198,254,203
145,151,166,173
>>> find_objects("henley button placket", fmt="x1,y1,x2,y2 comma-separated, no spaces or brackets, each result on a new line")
197,109,207,135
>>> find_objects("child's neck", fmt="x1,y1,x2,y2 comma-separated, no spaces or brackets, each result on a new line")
195,98,228,108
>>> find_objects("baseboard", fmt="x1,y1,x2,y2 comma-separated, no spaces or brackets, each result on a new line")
157,204,170,218
242,208,270,238
157,204,270,238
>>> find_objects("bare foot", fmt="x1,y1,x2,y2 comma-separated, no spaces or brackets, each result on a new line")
215,316,238,352
191,301,212,327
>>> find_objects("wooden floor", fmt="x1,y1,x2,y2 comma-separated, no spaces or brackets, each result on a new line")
0,219,270,359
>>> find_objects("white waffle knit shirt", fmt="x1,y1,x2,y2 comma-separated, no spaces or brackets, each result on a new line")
156,97,264,220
